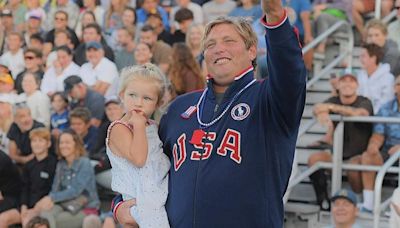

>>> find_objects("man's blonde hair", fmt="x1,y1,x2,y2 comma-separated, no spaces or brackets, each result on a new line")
366,19,388,35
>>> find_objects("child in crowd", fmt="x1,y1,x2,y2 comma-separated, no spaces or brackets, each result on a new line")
20,128,57,226
69,107,98,157
50,92,69,138
106,63,170,227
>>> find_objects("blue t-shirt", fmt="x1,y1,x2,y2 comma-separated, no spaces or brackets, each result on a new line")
84,126,99,156
50,110,69,131
281,0,311,36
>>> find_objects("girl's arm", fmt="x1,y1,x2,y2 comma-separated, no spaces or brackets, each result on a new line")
108,111,149,168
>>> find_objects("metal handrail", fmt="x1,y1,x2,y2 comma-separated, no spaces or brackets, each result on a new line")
302,20,354,89
373,150,400,228
375,0,382,19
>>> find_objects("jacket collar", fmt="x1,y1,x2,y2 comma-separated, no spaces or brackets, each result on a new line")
206,66,255,101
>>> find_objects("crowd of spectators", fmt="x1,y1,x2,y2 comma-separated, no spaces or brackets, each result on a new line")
0,0,399,227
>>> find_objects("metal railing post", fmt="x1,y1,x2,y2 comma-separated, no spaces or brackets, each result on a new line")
332,119,344,195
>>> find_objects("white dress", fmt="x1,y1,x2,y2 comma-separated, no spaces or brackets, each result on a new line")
106,120,170,227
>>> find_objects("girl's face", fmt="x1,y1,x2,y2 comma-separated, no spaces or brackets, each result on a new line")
59,133,77,159
51,95,67,112
22,74,38,94
134,43,152,64
120,77,160,119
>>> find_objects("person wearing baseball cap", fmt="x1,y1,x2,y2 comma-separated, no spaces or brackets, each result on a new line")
324,189,361,228
308,70,374,211
63,75,104,127
0,73,15,94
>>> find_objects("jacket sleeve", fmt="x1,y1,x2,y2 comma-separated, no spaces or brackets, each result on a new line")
261,12,307,133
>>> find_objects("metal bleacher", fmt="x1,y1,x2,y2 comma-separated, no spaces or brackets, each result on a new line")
284,2,400,227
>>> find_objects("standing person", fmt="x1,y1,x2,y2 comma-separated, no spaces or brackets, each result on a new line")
115,0,307,227
107,64,170,227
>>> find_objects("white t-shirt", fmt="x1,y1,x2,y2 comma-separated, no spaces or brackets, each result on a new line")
41,62,81,95
0,49,25,78
79,57,119,98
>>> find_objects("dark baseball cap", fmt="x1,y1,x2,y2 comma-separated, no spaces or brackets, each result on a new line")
0,9,12,17
86,41,103,50
331,189,358,206
64,75,82,93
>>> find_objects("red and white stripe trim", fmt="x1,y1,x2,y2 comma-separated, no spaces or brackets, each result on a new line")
234,66,254,80
260,9,288,29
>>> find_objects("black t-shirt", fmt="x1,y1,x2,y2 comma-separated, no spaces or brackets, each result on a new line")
7,121,45,156
0,150,21,199
45,27,80,49
21,154,57,208
324,96,374,159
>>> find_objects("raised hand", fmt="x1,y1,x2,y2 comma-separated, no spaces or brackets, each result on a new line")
261,0,285,24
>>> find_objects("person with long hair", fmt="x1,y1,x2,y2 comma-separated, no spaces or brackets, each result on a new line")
36,129,100,228
104,0,128,35
168,42,205,95
185,24,207,77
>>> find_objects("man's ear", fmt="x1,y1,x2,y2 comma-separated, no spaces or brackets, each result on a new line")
248,45,257,62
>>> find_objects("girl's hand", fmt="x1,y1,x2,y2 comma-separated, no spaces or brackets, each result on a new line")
127,109,147,128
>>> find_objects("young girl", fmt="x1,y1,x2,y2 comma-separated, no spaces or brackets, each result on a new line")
106,63,170,227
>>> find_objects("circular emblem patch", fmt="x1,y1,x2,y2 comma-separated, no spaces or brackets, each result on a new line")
231,103,250,121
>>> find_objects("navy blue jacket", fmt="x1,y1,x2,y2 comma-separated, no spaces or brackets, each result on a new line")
159,16,306,228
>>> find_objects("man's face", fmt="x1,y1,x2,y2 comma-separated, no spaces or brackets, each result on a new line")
83,27,100,42
24,51,41,70
140,31,157,46
117,29,130,46
0,16,13,29
142,0,157,12
203,23,256,92
54,12,68,29
146,17,163,34
359,48,377,68
55,32,70,47
69,85,83,100
7,34,22,51
86,48,103,65
332,198,358,226
27,17,41,30
366,27,386,47
15,108,34,132
57,50,72,68
338,77,358,97
70,117,90,137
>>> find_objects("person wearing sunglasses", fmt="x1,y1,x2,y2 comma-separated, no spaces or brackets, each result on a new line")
14,48,44,94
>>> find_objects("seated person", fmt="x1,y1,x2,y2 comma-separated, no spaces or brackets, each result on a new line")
20,128,57,226
0,150,22,227
357,76,400,213
50,92,69,139
64,75,105,128
388,0,400,51
357,43,395,113
365,19,400,77
35,129,100,228
325,189,361,228
69,107,98,158
7,102,45,165
309,73,373,210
